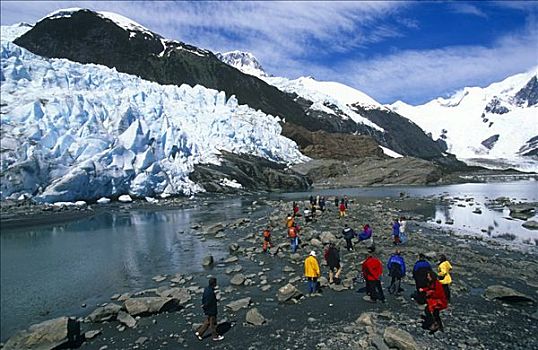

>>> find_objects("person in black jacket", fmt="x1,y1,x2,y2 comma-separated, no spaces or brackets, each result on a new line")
195,277,224,341
324,243,342,284
342,224,356,251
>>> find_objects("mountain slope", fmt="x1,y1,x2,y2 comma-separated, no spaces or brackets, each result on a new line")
218,51,463,165
13,9,324,133
390,68,538,171
0,33,308,202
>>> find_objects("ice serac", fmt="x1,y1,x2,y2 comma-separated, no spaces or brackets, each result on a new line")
389,68,538,172
0,29,308,202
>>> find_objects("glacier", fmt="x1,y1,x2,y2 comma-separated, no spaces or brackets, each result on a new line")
0,28,308,202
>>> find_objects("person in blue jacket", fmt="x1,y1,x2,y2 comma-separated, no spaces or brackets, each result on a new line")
195,277,224,341
387,250,406,295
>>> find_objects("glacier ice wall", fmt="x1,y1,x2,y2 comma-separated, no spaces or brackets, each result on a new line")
0,38,308,202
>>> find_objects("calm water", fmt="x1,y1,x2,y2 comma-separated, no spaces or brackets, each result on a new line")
0,198,262,340
1,181,537,340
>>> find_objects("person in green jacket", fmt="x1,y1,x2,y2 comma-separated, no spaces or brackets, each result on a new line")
438,254,453,302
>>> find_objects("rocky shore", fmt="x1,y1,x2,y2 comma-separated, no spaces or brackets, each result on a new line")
2,195,537,350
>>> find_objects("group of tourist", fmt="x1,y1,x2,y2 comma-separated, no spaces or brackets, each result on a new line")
293,197,453,335
195,195,453,342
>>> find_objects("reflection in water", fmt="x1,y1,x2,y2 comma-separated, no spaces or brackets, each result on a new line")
0,198,255,341
431,198,538,242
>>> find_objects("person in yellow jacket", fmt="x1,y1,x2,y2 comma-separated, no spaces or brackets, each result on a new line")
304,251,321,295
438,254,453,302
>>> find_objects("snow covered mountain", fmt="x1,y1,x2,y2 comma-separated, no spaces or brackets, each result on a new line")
390,69,538,172
218,51,459,163
216,51,268,78
0,27,308,202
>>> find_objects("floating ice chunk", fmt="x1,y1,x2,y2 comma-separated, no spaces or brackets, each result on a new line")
96,197,111,204
118,194,132,203
145,196,158,204
220,178,242,188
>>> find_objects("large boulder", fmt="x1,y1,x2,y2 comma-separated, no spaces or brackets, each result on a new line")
86,303,122,322
319,232,337,244
206,223,225,235
225,297,251,312
383,326,420,350
202,255,214,267
277,283,303,303
356,312,375,327
124,297,177,316
117,310,136,328
246,308,267,326
230,273,246,286
484,285,535,303
4,317,81,350
156,287,191,305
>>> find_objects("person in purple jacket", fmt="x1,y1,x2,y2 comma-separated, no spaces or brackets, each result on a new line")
392,219,401,245
387,250,406,295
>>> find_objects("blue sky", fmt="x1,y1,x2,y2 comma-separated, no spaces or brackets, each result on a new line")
1,1,537,104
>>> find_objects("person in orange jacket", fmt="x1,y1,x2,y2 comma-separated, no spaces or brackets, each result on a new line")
262,226,272,253
420,270,448,333
288,224,299,253
304,250,321,295
361,247,385,303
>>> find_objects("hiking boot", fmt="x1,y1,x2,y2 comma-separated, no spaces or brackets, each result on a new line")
195,332,203,341
212,335,224,341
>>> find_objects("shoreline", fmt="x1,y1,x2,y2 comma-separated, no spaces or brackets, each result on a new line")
2,194,537,349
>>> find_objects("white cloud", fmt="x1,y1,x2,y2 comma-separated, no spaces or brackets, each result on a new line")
335,22,538,104
449,3,488,18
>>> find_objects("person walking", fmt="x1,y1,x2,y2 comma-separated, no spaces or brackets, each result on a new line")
387,250,406,295
437,254,453,302
324,243,342,284
412,253,432,304
195,277,224,341
391,218,401,245
319,196,326,212
420,270,448,333
342,224,356,251
334,196,339,208
304,251,321,295
292,202,299,217
288,224,299,253
262,226,272,253
339,200,347,218
344,195,349,209
361,247,385,303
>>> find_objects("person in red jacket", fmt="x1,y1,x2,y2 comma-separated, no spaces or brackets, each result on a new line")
361,247,385,303
420,270,448,333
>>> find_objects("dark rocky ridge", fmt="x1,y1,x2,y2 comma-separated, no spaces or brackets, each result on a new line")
189,152,311,193
514,76,538,107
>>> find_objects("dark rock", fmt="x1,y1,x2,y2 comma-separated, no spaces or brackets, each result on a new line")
522,220,538,230
202,255,214,267
246,308,267,326
124,297,177,316
277,283,302,303
3,317,82,350
86,303,122,322
484,285,535,303
383,326,419,350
